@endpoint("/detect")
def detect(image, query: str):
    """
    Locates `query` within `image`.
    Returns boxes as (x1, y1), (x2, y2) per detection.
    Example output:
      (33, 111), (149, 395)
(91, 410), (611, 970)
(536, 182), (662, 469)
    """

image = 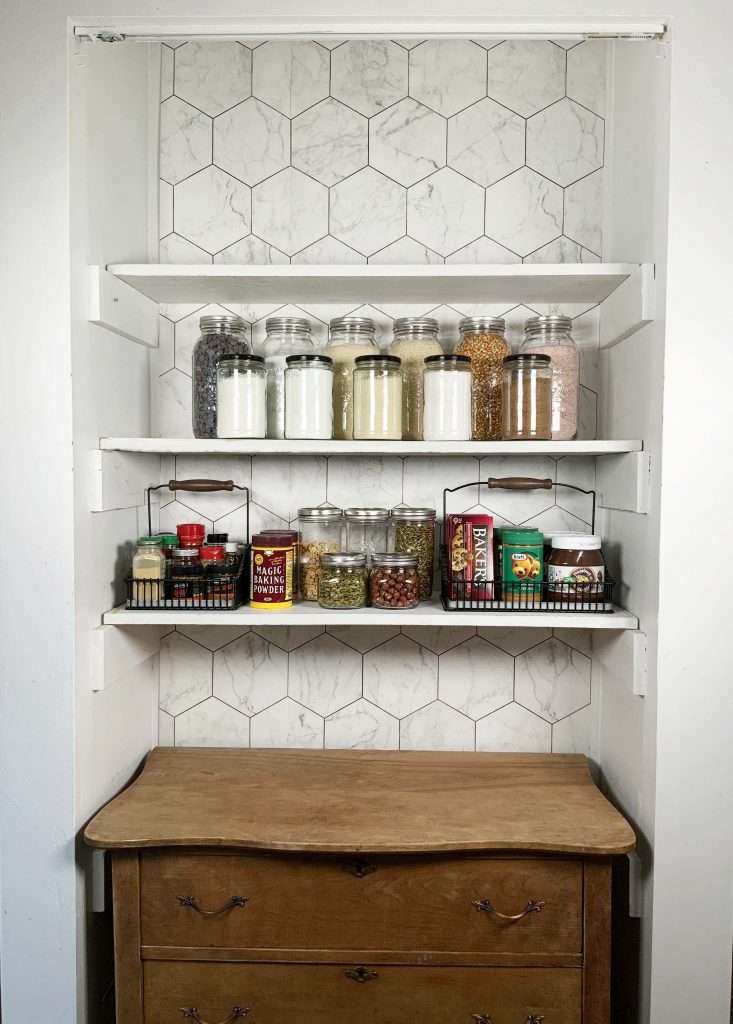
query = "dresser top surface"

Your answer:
(84, 748), (634, 855)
